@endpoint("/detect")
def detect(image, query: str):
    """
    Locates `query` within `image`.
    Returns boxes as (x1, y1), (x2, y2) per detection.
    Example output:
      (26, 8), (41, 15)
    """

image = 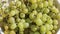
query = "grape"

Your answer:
(39, 2), (43, 8)
(16, 1), (21, 7)
(0, 16), (3, 21)
(34, 18), (43, 26)
(43, 1), (48, 8)
(10, 23), (17, 30)
(43, 8), (50, 14)
(37, 12), (42, 18)
(16, 18), (21, 23)
(4, 25), (9, 31)
(40, 25), (46, 32)
(50, 25), (53, 30)
(29, 0), (37, 4)
(32, 10), (37, 15)
(53, 25), (58, 30)
(4, 31), (9, 34)
(34, 32), (40, 34)
(29, 13), (35, 19)
(56, 13), (60, 20)
(31, 25), (38, 32)
(46, 31), (52, 34)
(10, 30), (16, 34)
(24, 23), (29, 28)
(53, 19), (58, 25)
(8, 17), (15, 24)
(20, 13), (25, 18)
